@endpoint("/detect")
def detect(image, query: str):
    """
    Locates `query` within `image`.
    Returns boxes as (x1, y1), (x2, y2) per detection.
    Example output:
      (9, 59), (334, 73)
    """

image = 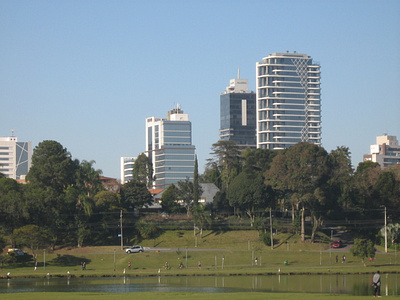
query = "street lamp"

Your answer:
(381, 205), (388, 253)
